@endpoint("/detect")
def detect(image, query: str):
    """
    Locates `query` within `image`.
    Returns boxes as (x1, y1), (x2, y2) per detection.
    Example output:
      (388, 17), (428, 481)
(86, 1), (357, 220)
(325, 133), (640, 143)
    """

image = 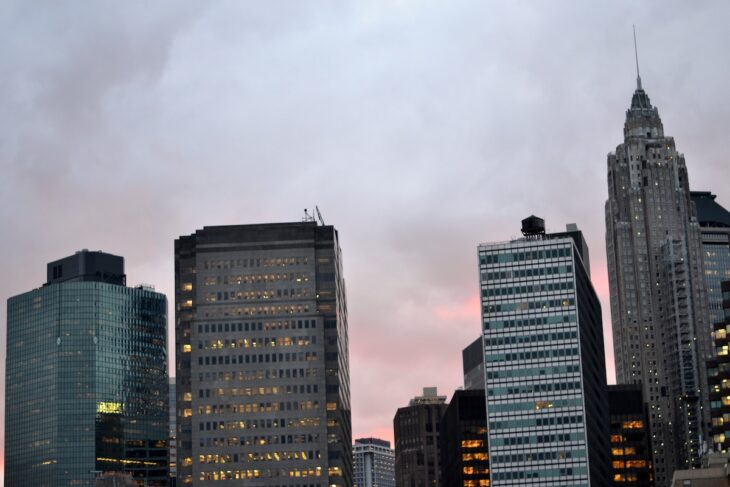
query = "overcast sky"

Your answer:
(2, 0), (730, 478)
